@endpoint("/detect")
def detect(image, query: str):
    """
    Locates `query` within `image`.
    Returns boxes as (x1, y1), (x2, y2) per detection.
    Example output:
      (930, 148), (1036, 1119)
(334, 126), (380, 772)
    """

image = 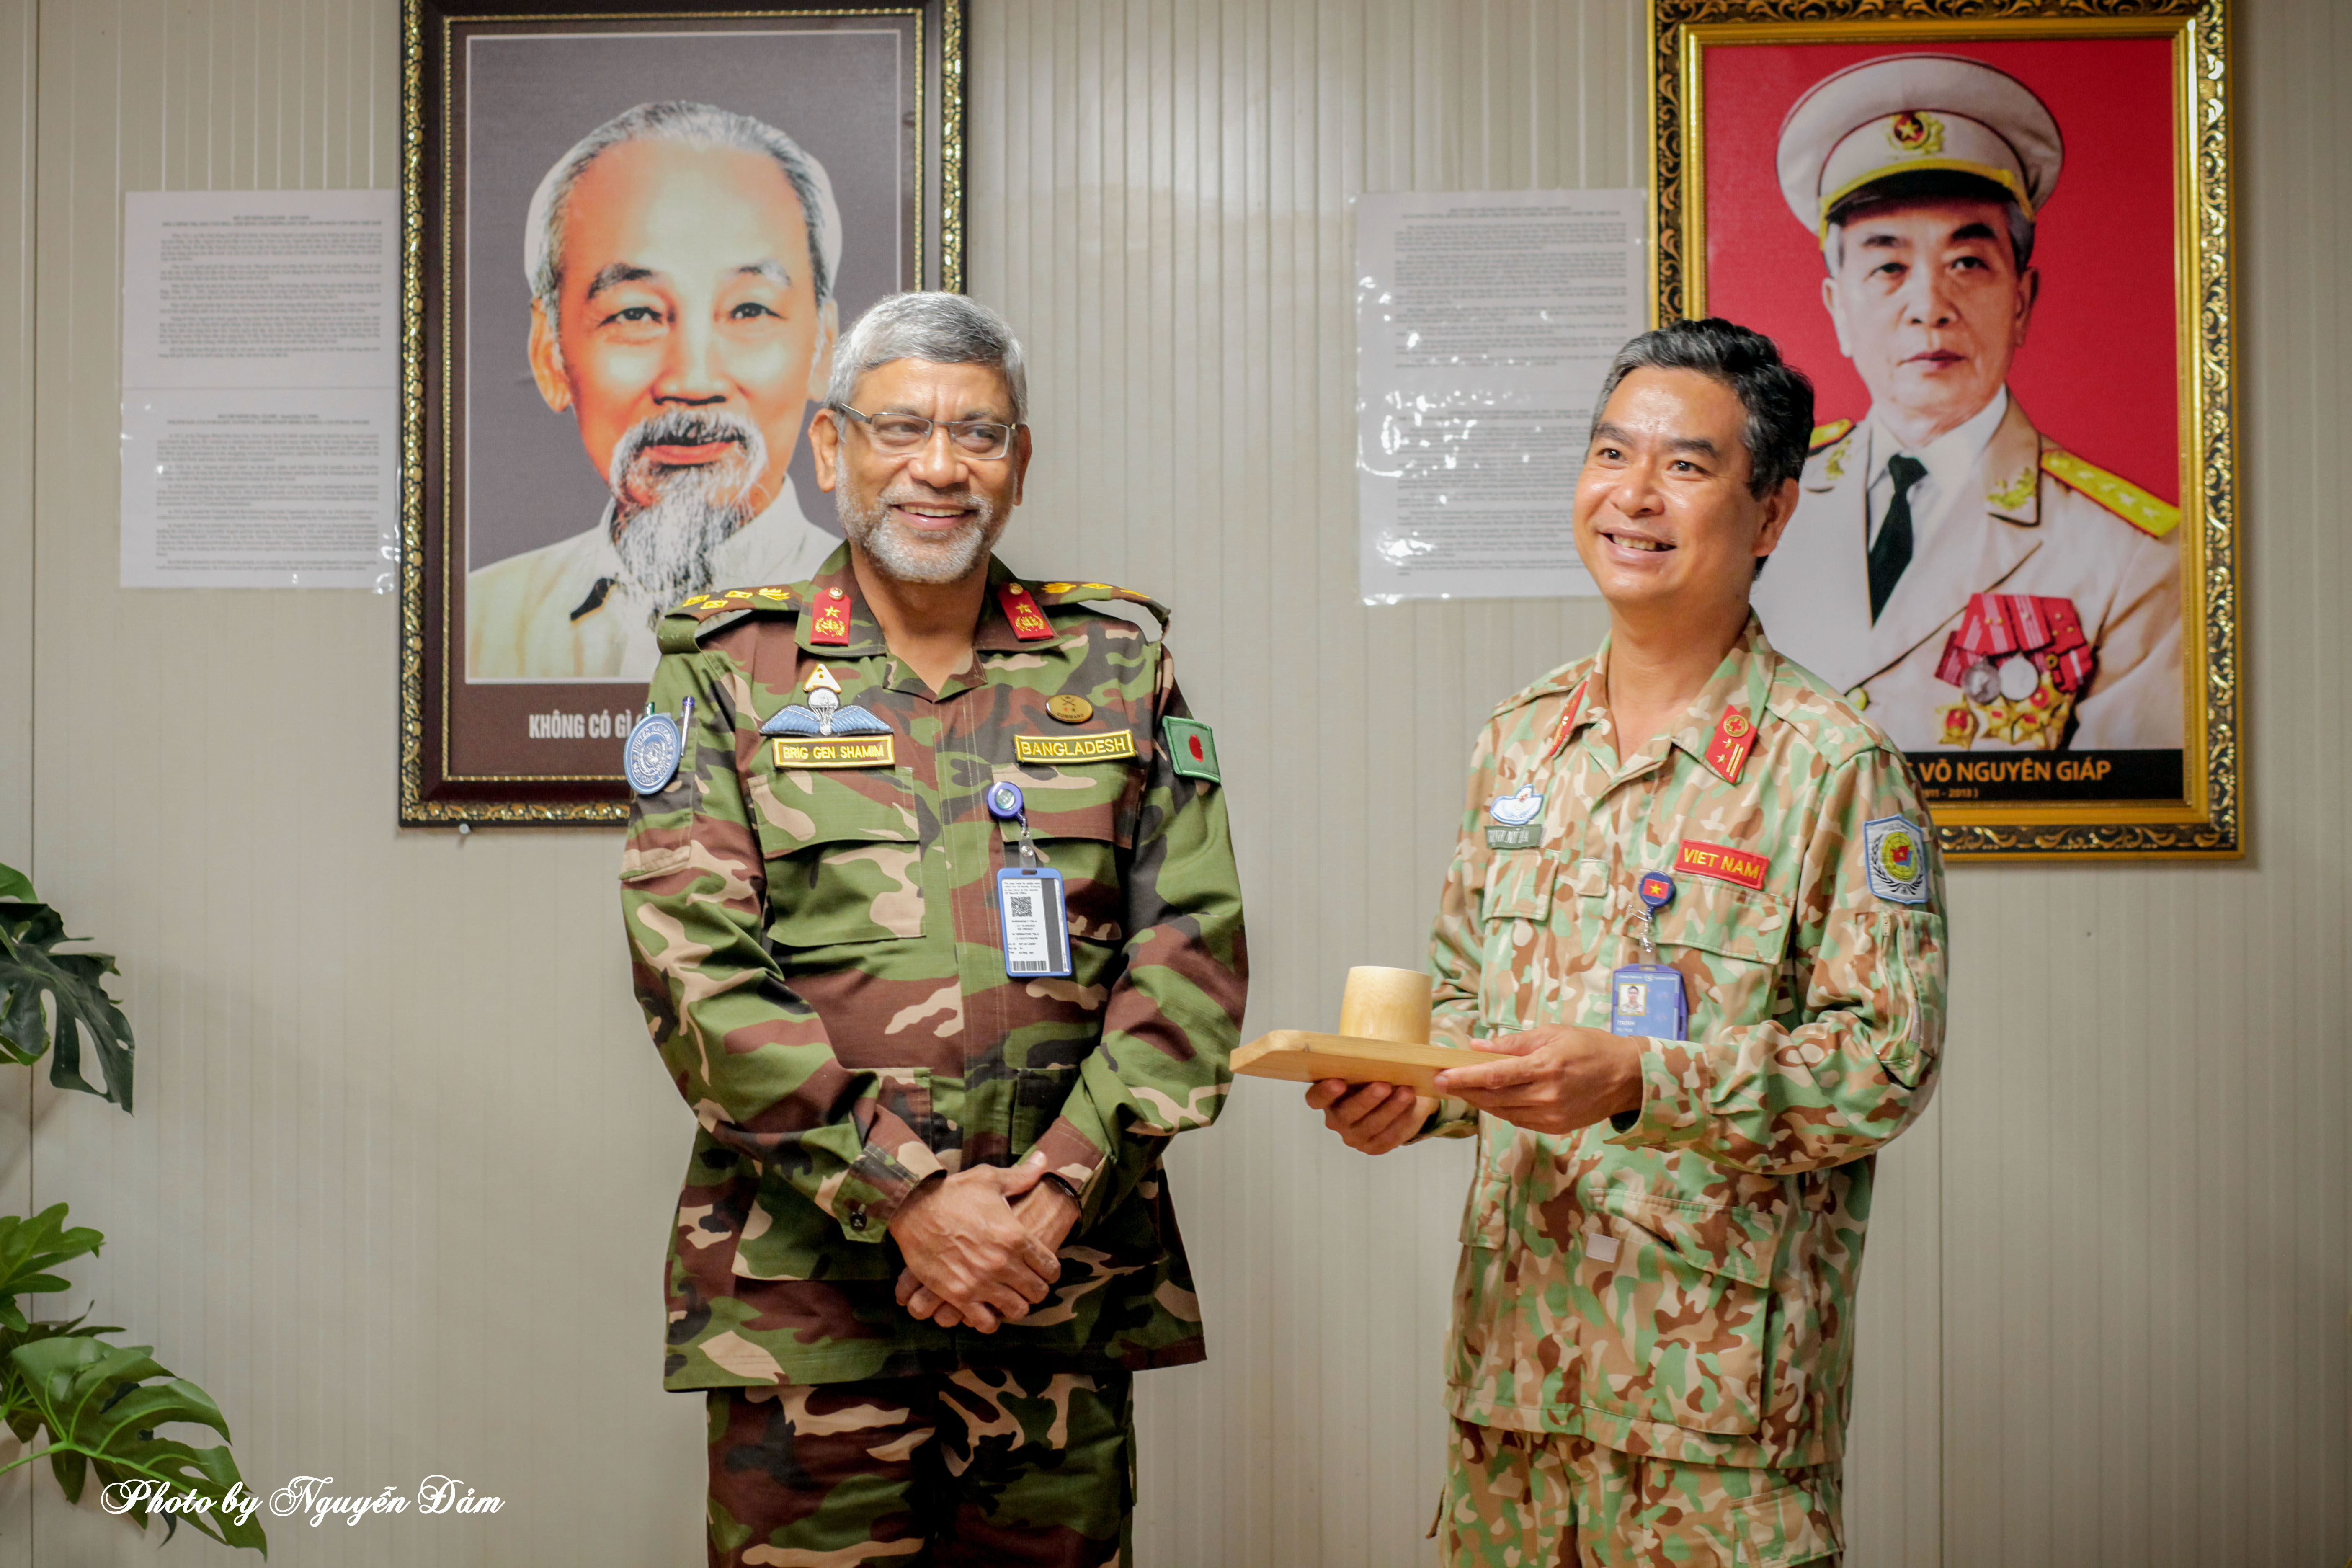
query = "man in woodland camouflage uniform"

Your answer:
(622, 291), (1246, 1566)
(1311, 320), (1946, 1565)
